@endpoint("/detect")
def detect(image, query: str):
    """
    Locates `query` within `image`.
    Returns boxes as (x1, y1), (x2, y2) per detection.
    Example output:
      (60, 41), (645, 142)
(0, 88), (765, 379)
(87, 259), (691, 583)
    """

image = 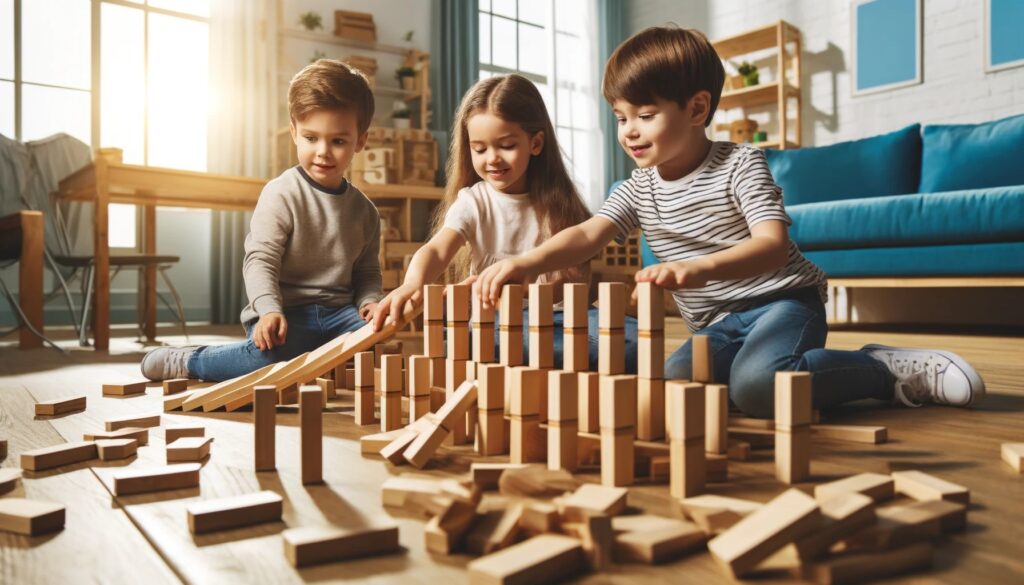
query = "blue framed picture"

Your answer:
(986, 0), (1024, 73)
(852, 0), (922, 96)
